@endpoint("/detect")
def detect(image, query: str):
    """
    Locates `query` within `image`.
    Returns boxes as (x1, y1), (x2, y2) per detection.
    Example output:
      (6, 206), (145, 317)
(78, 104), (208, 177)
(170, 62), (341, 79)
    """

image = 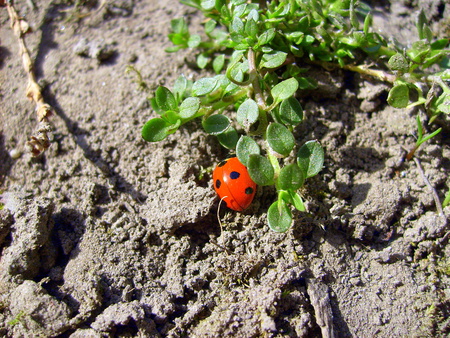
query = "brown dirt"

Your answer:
(1, 0), (449, 337)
